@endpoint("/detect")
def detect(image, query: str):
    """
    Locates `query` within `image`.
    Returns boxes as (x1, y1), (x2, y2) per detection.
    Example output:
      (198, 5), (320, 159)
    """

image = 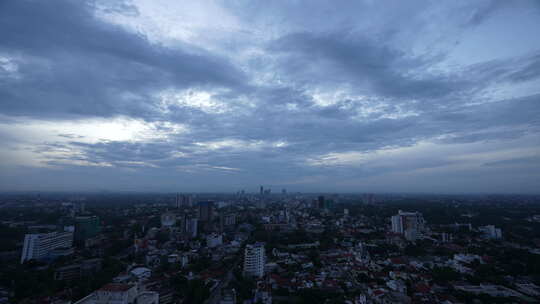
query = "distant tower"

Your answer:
(185, 217), (198, 238)
(317, 196), (325, 209)
(198, 201), (215, 222)
(183, 195), (193, 207)
(260, 186), (264, 195)
(363, 193), (375, 204)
